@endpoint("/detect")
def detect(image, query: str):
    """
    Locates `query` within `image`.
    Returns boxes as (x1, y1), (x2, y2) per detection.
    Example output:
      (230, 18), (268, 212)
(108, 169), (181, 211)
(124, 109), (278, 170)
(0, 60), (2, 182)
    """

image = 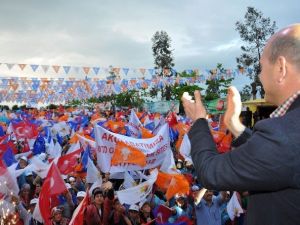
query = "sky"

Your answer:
(0, 0), (299, 89)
